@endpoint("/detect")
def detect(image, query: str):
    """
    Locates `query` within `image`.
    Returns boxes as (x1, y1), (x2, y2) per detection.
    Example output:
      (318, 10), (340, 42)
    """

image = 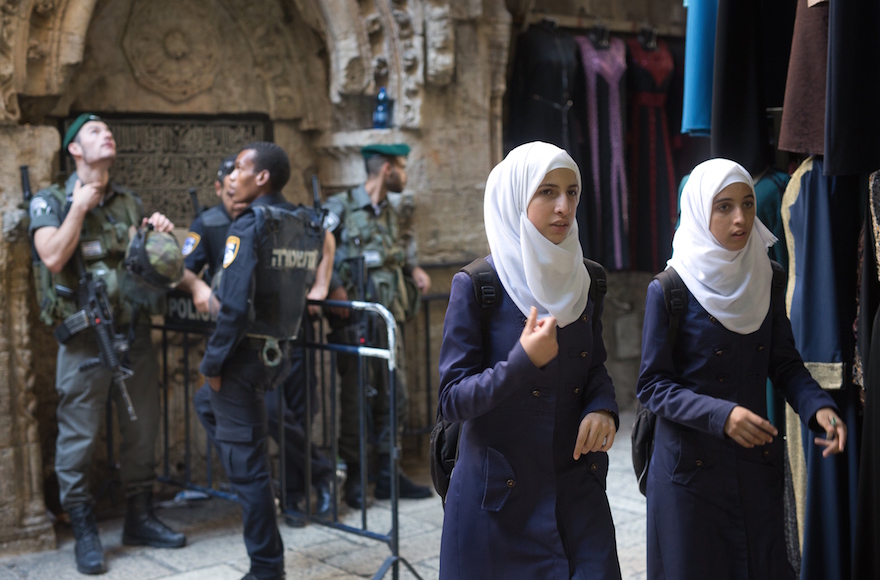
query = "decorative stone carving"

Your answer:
(364, 13), (382, 35)
(33, 0), (54, 16)
(425, 2), (454, 85)
(373, 54), (389, 78)
(26, 40), (44, 62)
(0, 125), (58, 555)
(122, 0), (219, 103)
(0, 0), (20, 123)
